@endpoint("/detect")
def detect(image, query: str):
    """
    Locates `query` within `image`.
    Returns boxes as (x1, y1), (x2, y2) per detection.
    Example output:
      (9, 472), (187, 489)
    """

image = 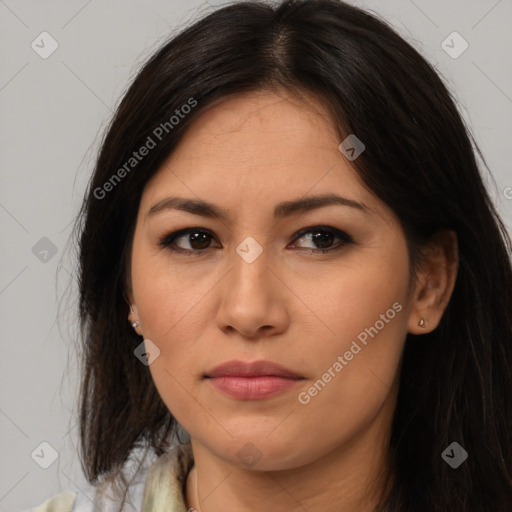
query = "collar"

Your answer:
(141, 442), (194, 511)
